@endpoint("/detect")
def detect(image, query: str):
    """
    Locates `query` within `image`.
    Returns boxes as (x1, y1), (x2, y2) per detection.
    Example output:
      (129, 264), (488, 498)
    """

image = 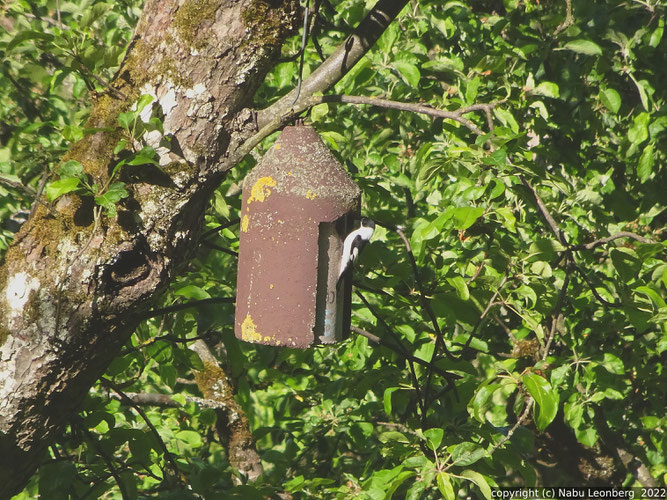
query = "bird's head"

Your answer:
(360, 217), (375, 229)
